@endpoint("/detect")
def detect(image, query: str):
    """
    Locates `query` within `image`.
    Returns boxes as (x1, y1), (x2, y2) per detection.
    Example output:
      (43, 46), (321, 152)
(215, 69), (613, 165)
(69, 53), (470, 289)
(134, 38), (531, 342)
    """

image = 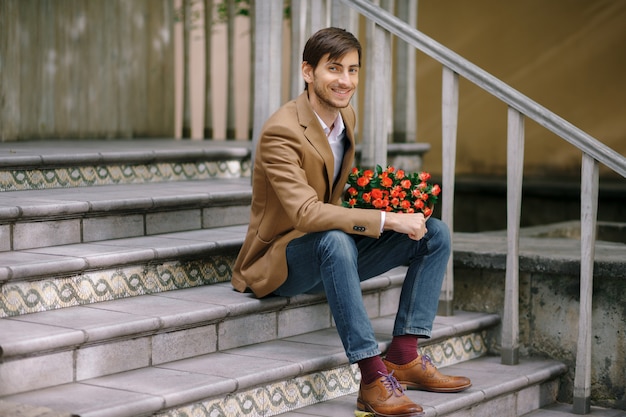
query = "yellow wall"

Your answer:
(415, 0), (626, 179)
